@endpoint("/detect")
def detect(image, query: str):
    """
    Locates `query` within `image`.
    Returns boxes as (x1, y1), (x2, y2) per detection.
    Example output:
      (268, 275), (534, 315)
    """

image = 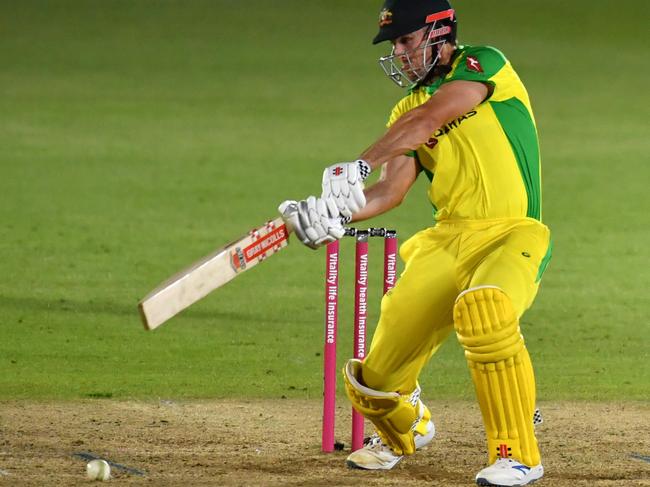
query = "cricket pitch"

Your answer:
(1, 400), (648, 486)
